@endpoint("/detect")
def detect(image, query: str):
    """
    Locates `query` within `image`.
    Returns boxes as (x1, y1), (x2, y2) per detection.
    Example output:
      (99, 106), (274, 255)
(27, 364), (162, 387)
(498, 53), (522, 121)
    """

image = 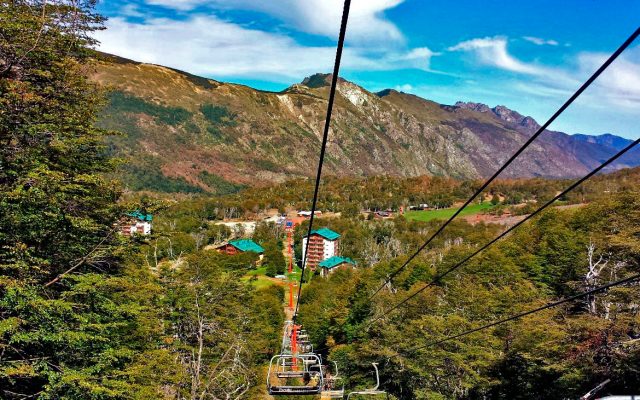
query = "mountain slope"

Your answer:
(91, 54), (639, 193)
